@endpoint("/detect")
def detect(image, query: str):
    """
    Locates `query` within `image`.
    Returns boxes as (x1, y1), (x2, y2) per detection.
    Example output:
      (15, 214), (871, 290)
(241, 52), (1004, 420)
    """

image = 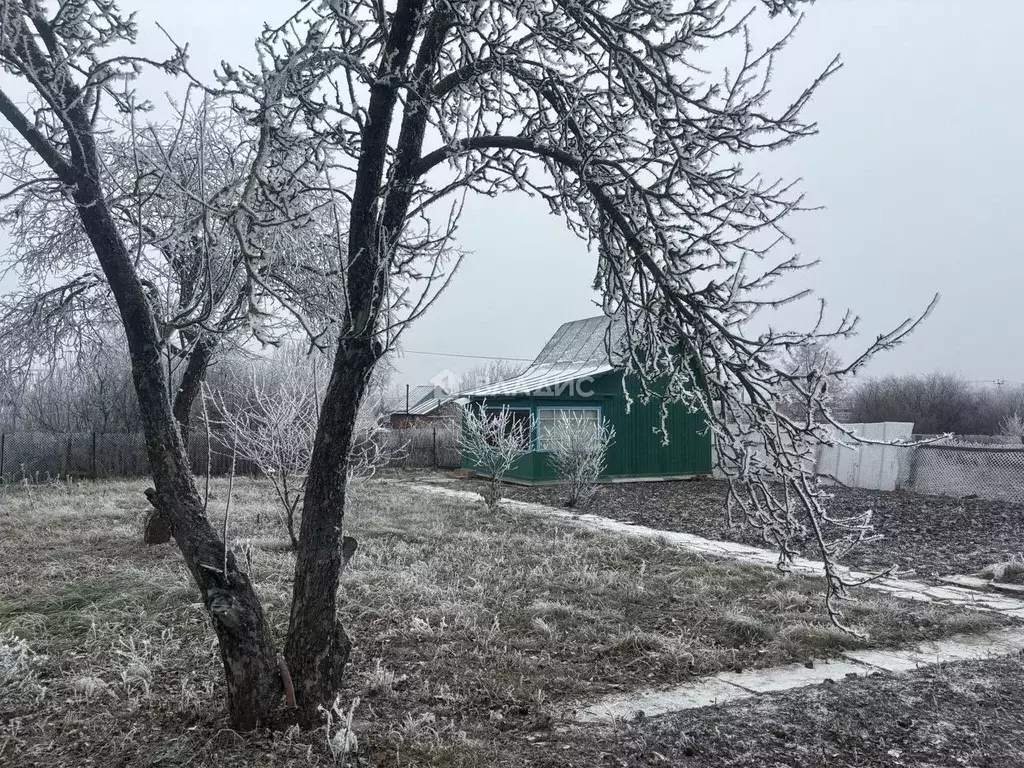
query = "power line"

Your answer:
(401, 349), (534, 363)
